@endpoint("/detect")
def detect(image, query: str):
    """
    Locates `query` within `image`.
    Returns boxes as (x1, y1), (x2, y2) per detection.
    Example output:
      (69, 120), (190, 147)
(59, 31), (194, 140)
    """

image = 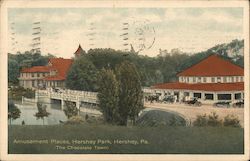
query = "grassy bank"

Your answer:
(8, 125), (243, 154)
